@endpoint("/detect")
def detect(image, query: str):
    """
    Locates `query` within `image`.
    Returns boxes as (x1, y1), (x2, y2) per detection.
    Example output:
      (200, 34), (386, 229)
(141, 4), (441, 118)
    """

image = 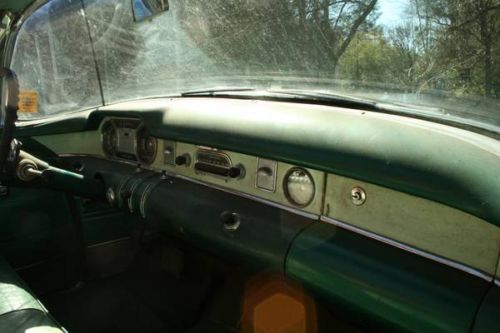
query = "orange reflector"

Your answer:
(19, 90), (39, 113)
(241, 274), (317, 333)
